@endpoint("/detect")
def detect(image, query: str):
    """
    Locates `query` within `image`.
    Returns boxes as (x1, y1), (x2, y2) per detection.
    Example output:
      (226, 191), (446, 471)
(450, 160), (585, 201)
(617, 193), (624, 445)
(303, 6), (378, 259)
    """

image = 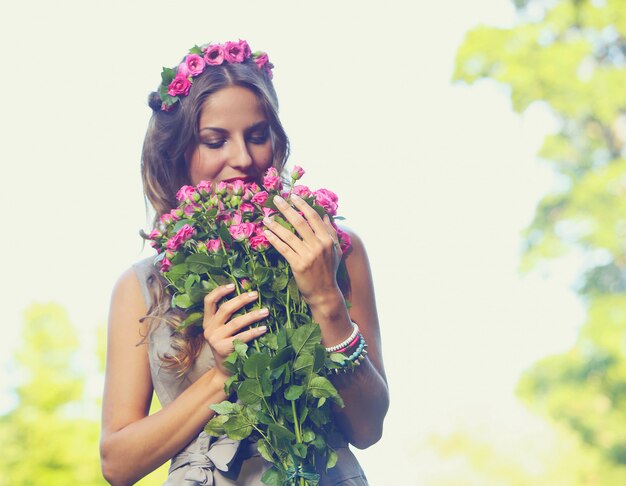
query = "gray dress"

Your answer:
(133, 258), (369, 485)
